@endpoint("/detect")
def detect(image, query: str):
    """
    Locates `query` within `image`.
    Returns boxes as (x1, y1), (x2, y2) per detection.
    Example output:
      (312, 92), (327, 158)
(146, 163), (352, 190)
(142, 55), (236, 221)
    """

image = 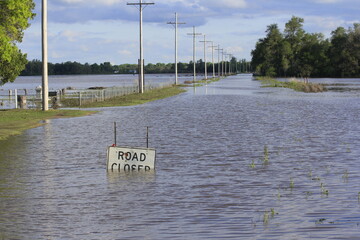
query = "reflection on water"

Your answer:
(1, 74), (360, 239)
